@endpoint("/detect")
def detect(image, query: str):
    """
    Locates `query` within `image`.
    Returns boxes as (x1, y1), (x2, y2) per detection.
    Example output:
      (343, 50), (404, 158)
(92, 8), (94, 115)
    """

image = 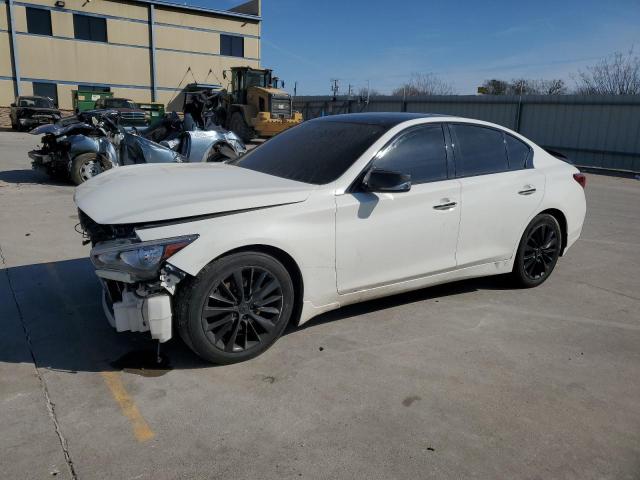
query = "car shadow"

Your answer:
(1, 257), (516, 374)
(289, 274), (514, 334)
(0, 169), (71, 186)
